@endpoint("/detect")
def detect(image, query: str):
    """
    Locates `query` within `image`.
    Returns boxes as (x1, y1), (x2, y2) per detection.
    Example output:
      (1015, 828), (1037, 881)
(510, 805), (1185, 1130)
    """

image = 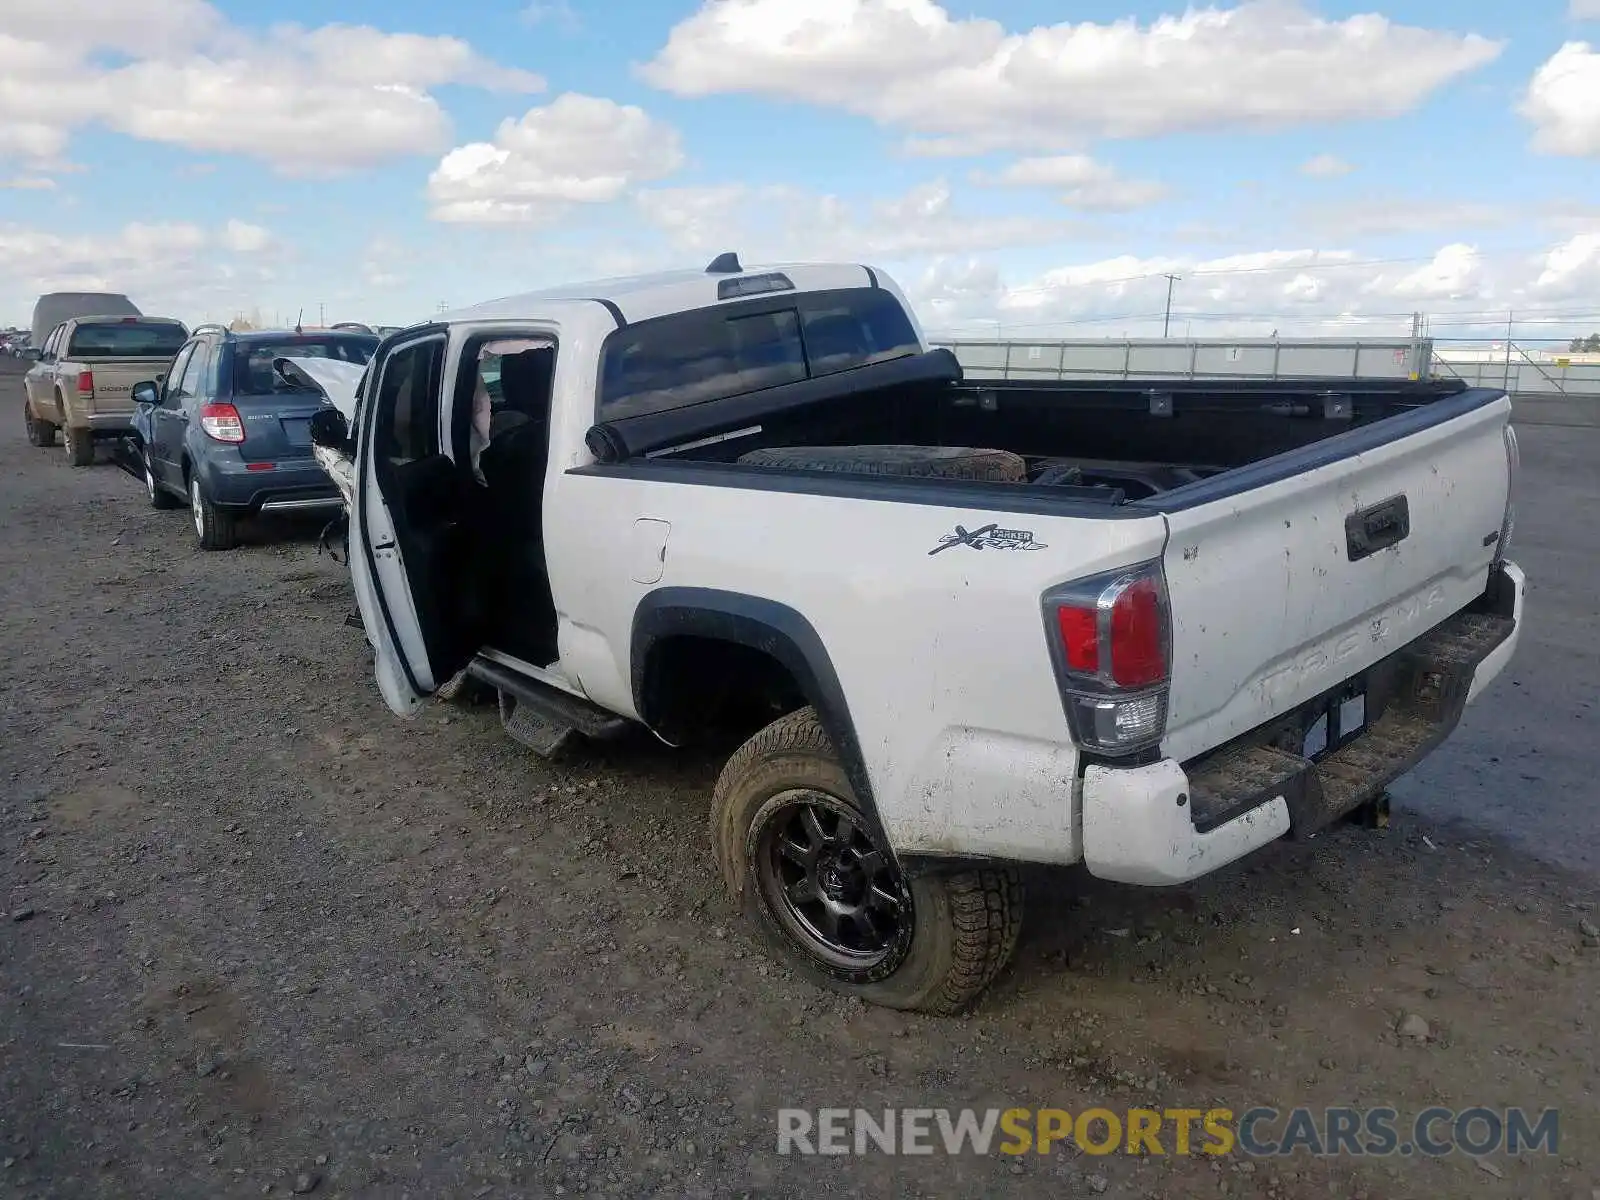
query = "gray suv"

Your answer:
(131, 327), (377, 550)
